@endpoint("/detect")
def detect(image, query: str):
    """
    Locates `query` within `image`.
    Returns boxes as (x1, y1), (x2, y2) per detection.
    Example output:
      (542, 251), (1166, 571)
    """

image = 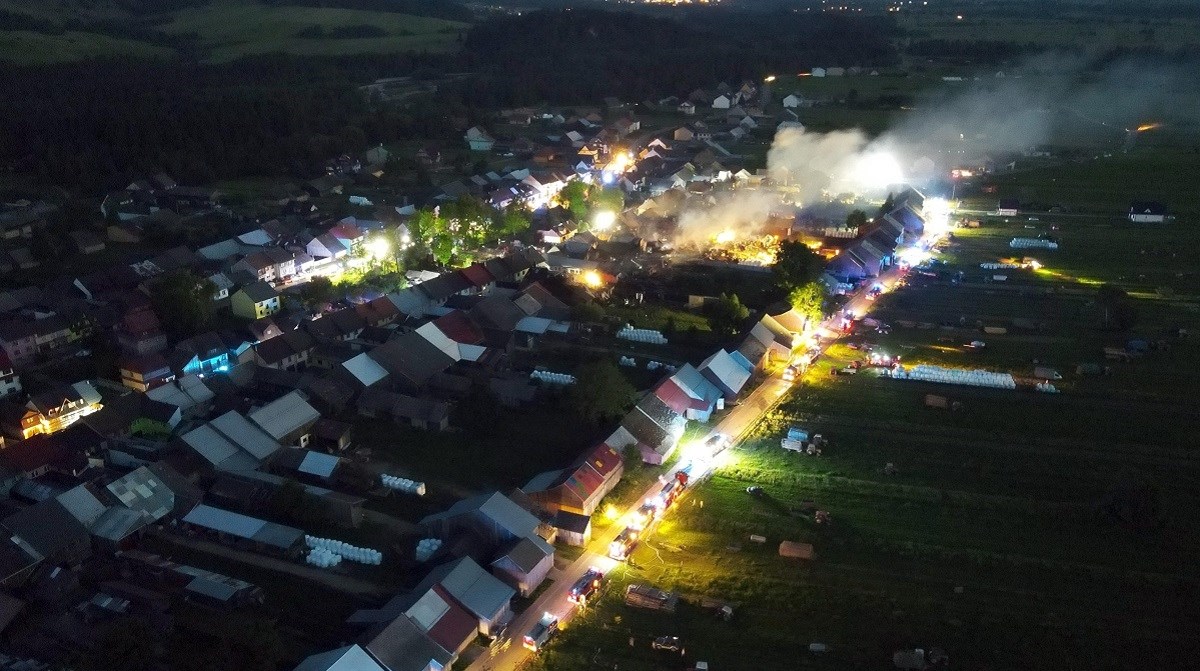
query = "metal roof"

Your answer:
(436, 557), (515, 622)
(210, 411), (281, 461)
(298, 451), (340, 478)
(406, 588), (451, 631)
(247, 391), (321, 441)
(89, 507), (148, 541)
(180, 423), (243, 468)
(700, 349), (752, 395)
(183, 504), (266, 540)
(106, 466), (175, 521)
(342, 352), (388, 387)
(146, 375), (213, 409)
(55, 486), (108, 528)
(294, 645), (387, 671)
